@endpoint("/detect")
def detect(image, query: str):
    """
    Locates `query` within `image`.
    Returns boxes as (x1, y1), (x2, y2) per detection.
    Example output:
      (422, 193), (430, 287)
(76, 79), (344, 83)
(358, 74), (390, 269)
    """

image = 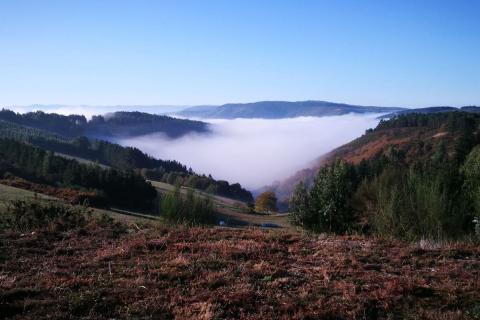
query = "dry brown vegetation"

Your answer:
(0, 178), (102, 206)
(332, 126), (453, 165)
(1, 220), (479, 319)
